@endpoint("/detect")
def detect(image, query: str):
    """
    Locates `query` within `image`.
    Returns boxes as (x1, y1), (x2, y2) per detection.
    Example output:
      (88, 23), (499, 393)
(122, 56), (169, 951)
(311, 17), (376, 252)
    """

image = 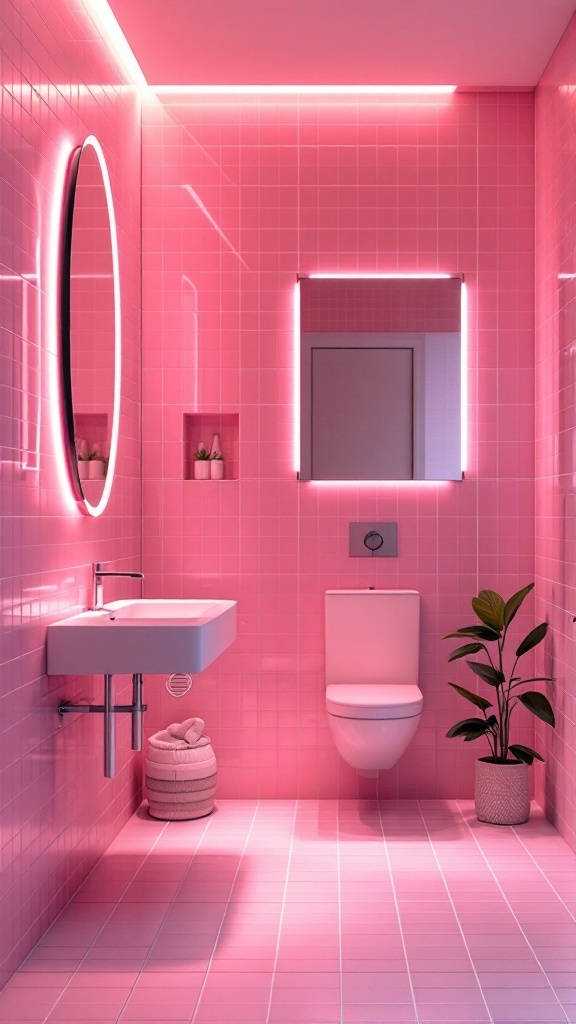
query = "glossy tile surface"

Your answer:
(534, 10), (576, 853)
(2, 800), (576, 1023)
(0, 0), (142, 988)
(141, 90), (536, 801)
